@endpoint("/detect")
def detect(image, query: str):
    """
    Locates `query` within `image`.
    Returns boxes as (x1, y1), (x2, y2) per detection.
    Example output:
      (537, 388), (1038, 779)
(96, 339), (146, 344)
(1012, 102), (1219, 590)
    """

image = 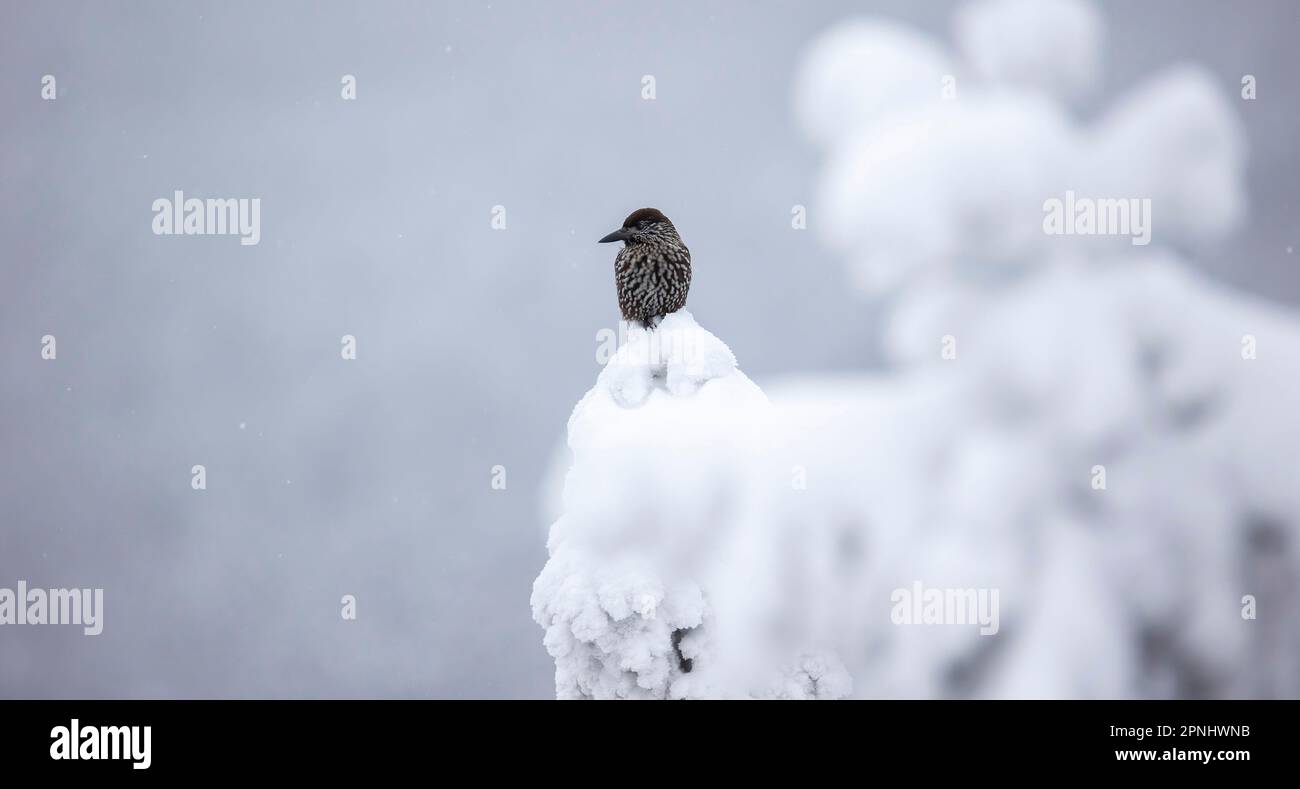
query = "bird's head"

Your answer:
(598, 208), (681, 246)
